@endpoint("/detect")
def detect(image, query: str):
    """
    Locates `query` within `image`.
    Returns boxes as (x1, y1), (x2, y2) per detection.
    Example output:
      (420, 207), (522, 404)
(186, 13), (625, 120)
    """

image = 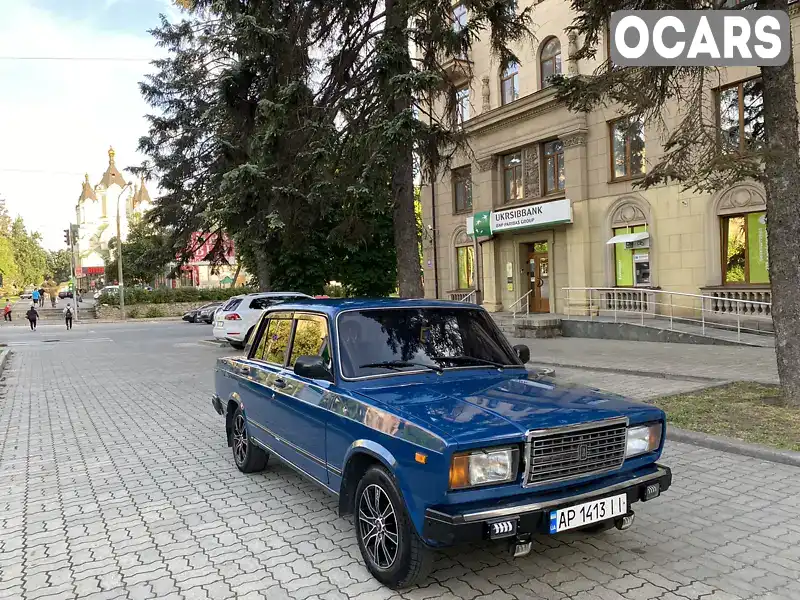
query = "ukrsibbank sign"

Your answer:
(467, 199), (572, 237)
